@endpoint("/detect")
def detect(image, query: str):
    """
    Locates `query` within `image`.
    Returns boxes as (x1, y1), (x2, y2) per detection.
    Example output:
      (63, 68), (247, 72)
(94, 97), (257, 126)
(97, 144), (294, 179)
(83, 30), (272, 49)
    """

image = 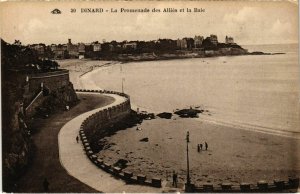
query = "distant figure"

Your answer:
(172, 171), (178, 188)
(66, 105), (70, 111)
(200, 144), (203, 150)
(197, 144), (200, 152)
(43, 178), (49, 192)
(205, 142), (208, 150)
(76, 136), (79, 143)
